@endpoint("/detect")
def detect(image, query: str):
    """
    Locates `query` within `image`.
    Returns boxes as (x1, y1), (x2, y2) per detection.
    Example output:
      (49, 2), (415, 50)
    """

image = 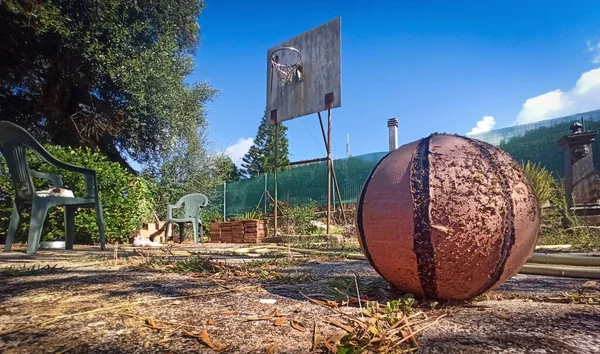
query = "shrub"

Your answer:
(519, 162), (600, 249)
(280, 200), (318, 235)
(520, 161), (555, 206)
(0, 145), (154, 244)
(201, 207), (224, 237)
(229, 211), (264, 221)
